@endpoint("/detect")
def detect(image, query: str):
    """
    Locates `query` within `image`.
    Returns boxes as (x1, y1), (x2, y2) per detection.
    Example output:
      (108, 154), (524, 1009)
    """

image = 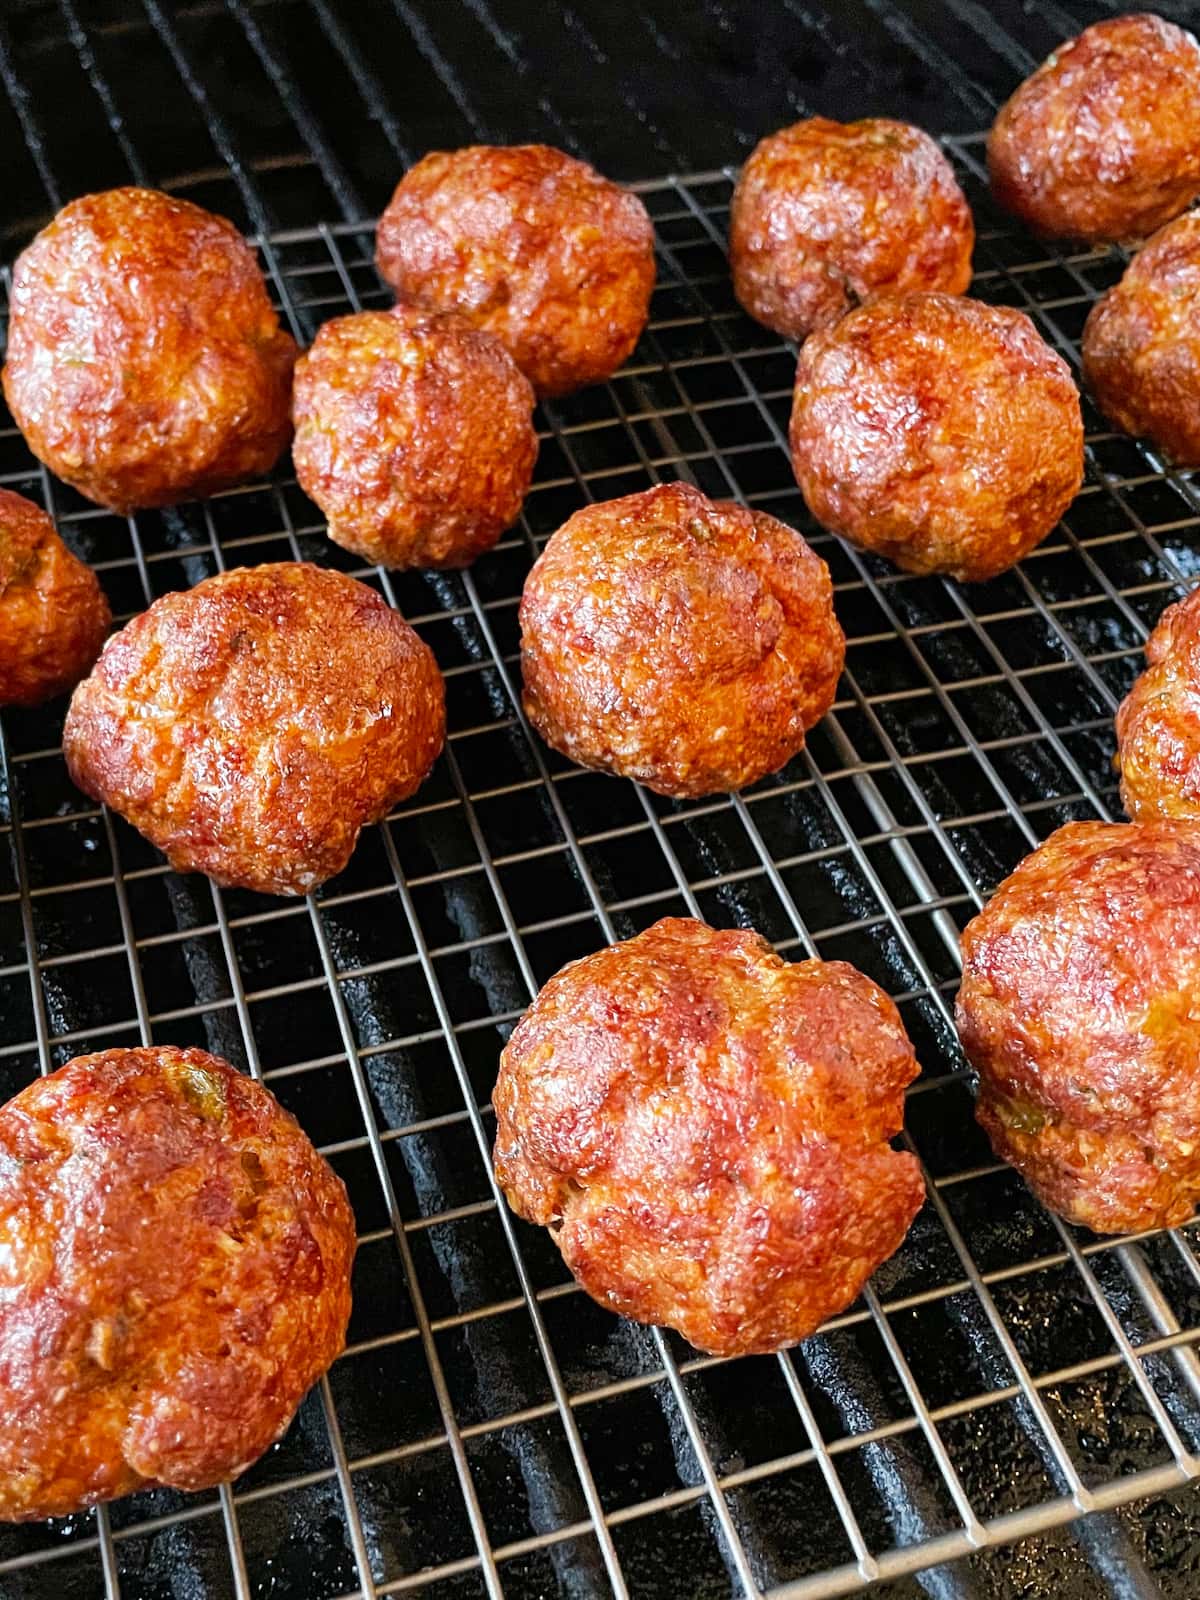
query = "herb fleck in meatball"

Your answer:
(519, 483), (844, 798)
(375, 144), (655, 398)
(64, 563), (444, 896)
(1116, 584), (1200, 821)
(293, 306), (537, 569)
(730, 117), (974, 343)
(987, 14), (1200, 243)
(3, 188), (297, 512)
(494, 917), (924, 1357)
(0, 487), (109, 707)
(0, 1046), (354, 1522)
(789, 293), (1083, 582)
